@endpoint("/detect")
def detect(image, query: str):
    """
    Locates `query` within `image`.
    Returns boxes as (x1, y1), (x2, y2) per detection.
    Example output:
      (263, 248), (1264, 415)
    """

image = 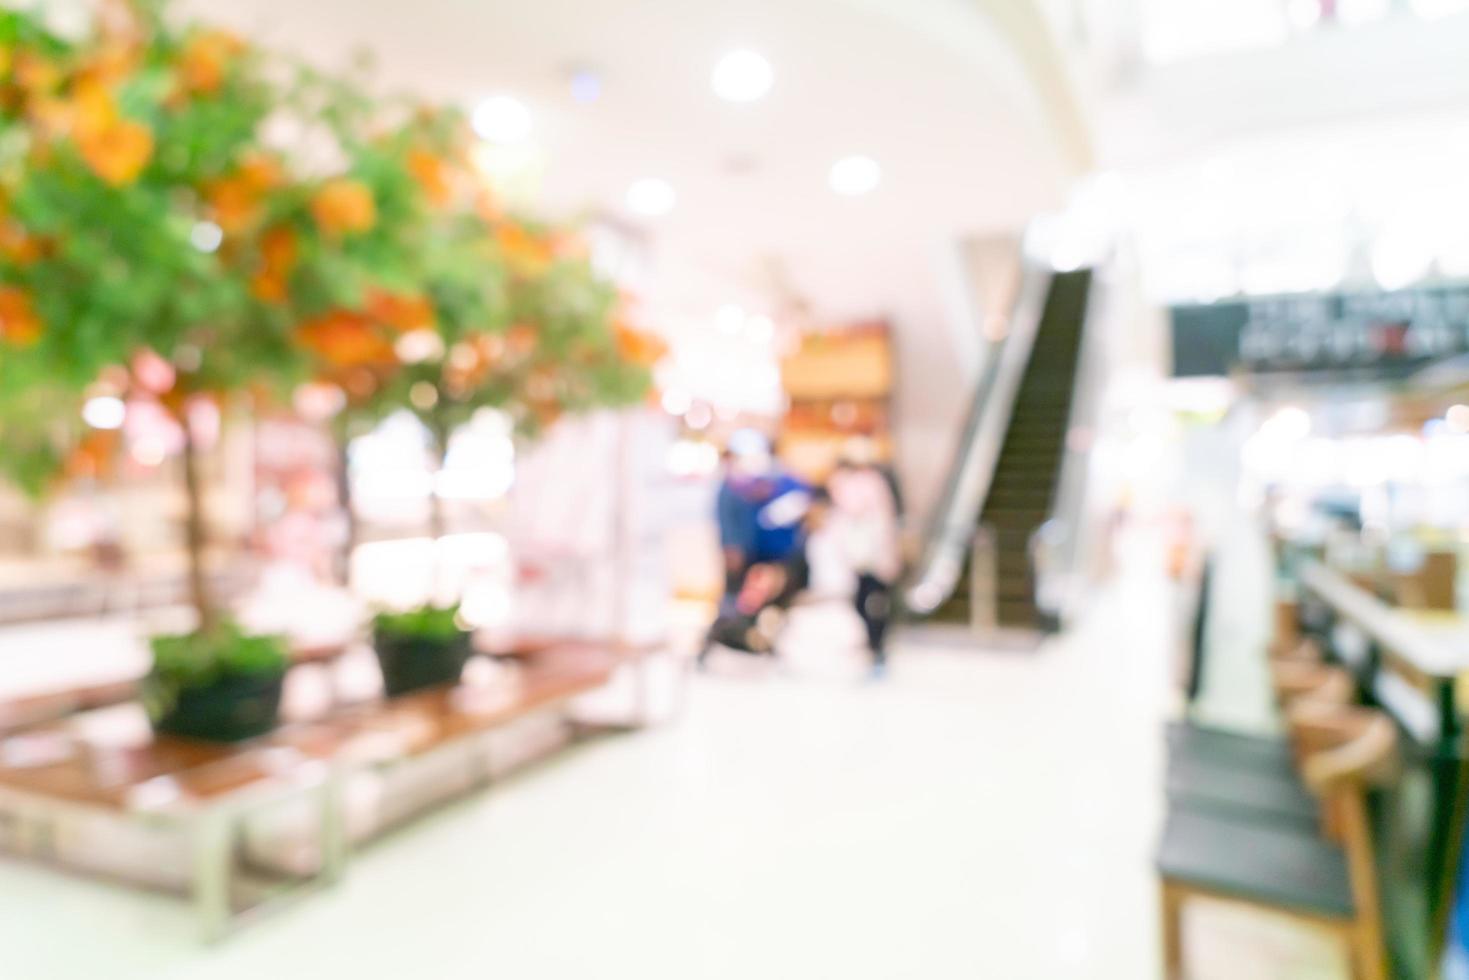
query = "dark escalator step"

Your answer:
(982, 509), (1049, 524)
(985, 496), (1055, 512)
(996, 604), (1040, 628)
